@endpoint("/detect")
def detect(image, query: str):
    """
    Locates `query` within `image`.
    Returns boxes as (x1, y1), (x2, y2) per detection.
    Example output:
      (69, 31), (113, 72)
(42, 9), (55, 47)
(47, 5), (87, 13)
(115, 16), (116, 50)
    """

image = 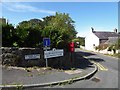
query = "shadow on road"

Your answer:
(47, 50), (105, 70)
(77, 50), (105, 62)
(76, 51), (96, 57)
(74, 50), (105, 69)
(88, 58), (105, 62)
(74, 52), (94, 69)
